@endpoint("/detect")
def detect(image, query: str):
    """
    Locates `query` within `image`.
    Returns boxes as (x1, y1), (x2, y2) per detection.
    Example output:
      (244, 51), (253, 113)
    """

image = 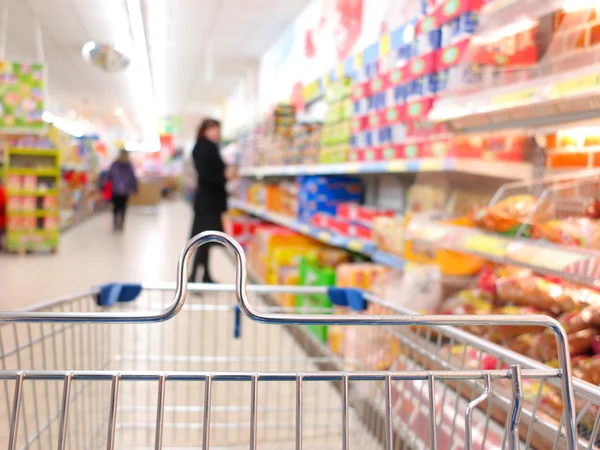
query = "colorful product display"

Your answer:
(4, 145), (60, 252)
